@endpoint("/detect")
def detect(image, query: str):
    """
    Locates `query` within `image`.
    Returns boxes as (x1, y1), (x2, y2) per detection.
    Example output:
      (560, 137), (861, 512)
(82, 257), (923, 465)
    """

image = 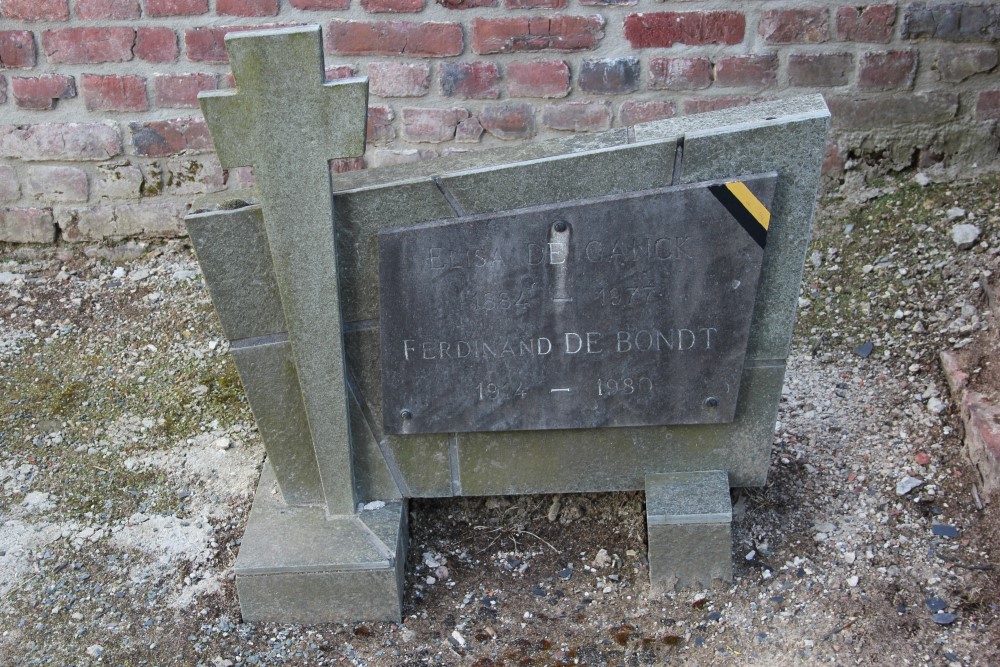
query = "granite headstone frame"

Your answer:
(185, 25), (830, 623)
